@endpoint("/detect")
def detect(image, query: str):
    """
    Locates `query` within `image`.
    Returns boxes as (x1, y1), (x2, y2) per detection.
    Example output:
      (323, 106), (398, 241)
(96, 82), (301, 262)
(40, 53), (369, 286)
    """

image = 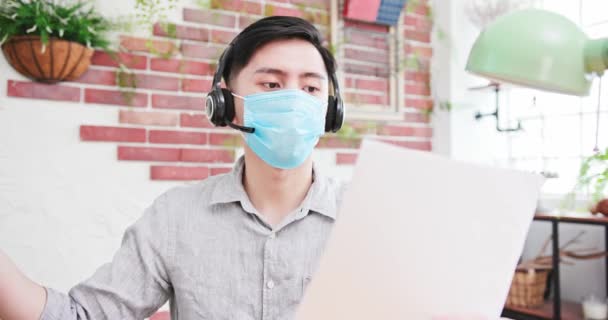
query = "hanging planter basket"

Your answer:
(2, 35), (94, 83)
